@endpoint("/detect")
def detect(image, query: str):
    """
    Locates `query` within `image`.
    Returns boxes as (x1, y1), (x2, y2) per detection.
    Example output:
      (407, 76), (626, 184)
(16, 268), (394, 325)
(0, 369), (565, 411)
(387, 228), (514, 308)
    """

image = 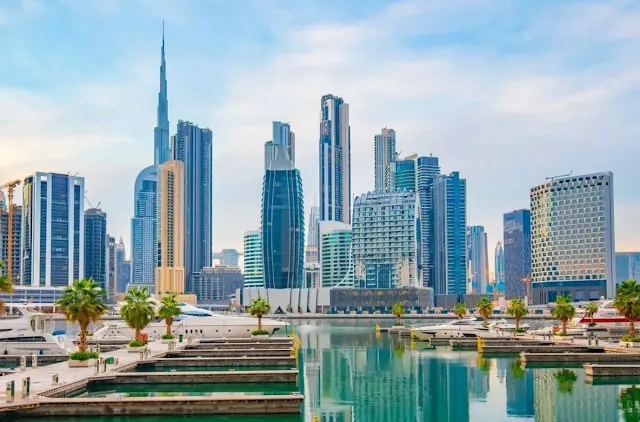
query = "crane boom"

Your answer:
(1, 180), (21, 282)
